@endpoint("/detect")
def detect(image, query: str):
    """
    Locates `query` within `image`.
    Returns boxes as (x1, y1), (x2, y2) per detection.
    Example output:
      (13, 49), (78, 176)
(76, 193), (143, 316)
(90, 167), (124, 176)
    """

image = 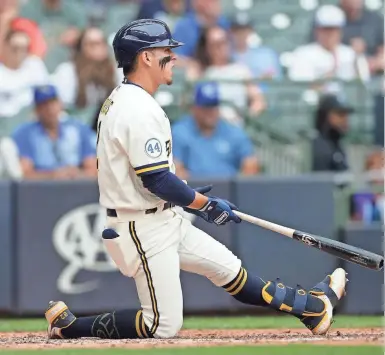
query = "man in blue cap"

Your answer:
(12, 84), (97, 179)
(172, 81), (259, 179)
